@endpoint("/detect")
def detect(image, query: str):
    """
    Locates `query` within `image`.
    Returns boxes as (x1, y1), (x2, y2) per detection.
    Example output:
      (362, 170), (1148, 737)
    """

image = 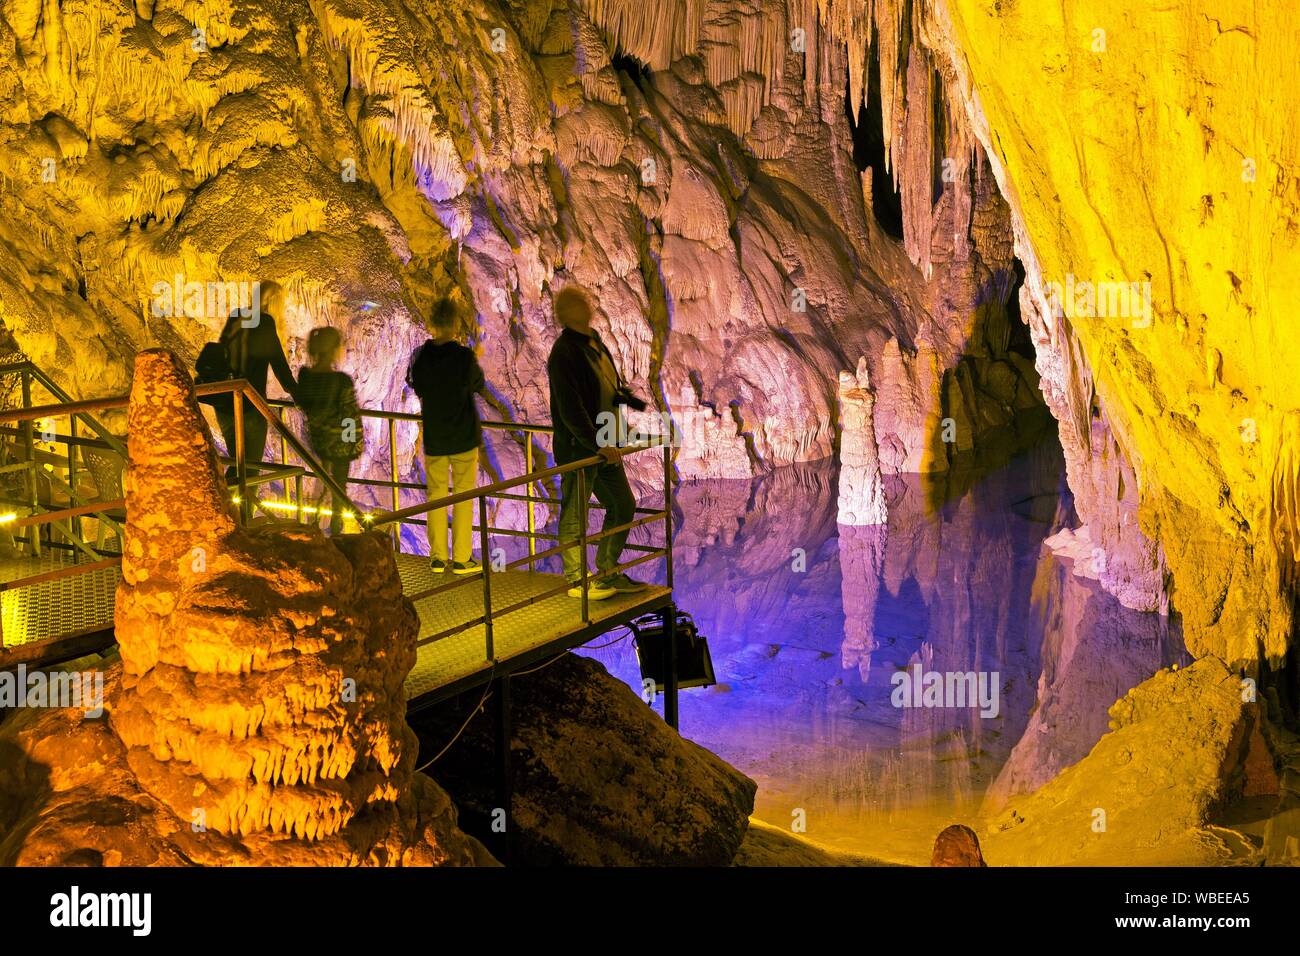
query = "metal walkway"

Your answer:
(397, 555), (670, 706)
(0, 553), (119, 663)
